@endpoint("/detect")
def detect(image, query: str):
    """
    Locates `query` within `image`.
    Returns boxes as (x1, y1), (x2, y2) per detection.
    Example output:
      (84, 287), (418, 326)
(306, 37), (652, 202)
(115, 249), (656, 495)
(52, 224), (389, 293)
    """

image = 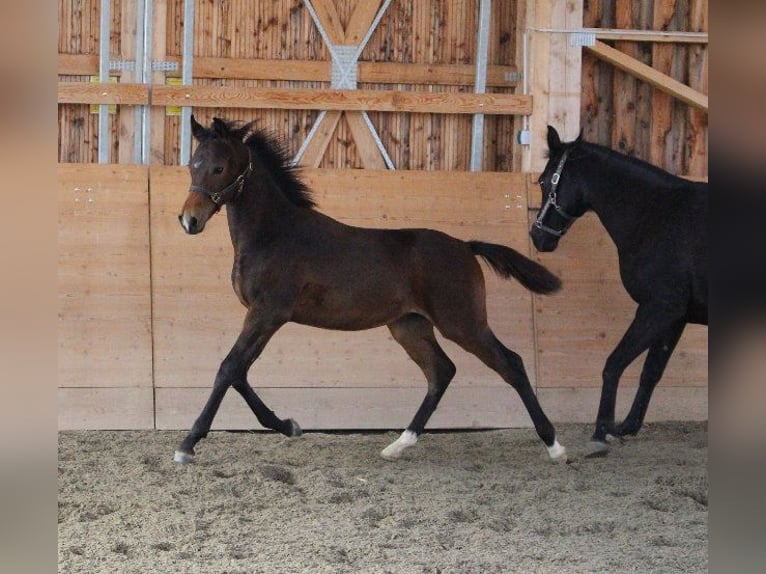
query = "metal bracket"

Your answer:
(569, 31), (596, 47)
(152, 61), (180, 72)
